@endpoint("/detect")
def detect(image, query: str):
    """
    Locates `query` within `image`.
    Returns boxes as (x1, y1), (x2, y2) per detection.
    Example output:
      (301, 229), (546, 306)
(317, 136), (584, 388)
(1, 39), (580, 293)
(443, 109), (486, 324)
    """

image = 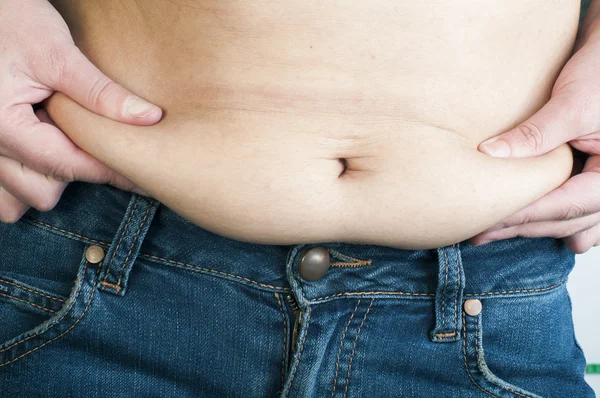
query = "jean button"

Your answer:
(299, 247), (330, 281)
(85, 245), (105, 264)
(464, 299), (482, 316)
